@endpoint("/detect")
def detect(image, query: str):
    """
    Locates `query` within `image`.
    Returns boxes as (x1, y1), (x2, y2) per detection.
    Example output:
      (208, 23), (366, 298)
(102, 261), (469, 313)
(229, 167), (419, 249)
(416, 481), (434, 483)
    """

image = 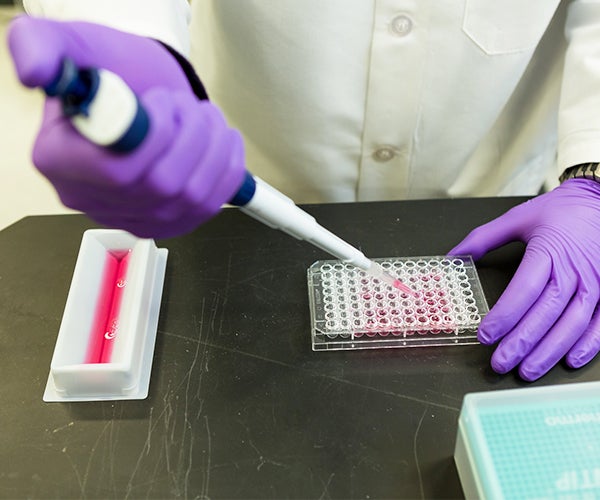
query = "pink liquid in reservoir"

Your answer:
(85, 250), (131, 364)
